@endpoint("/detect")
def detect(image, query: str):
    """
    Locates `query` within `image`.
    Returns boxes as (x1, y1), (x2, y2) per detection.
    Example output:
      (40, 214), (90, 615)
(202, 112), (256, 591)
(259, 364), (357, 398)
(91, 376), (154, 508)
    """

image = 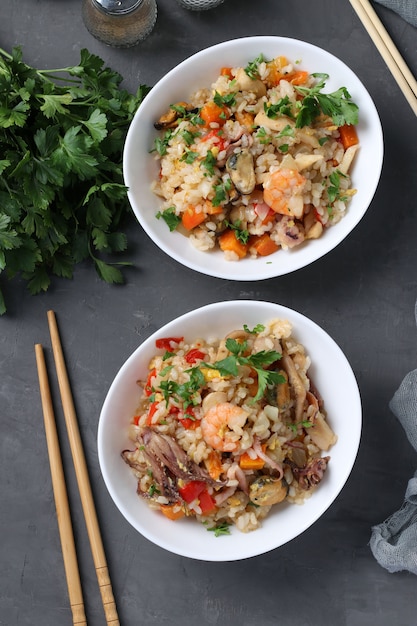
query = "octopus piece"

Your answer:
(292, 456), (330, 490)
(141, 428), (222, 487)
(274, 215), (305, 249)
